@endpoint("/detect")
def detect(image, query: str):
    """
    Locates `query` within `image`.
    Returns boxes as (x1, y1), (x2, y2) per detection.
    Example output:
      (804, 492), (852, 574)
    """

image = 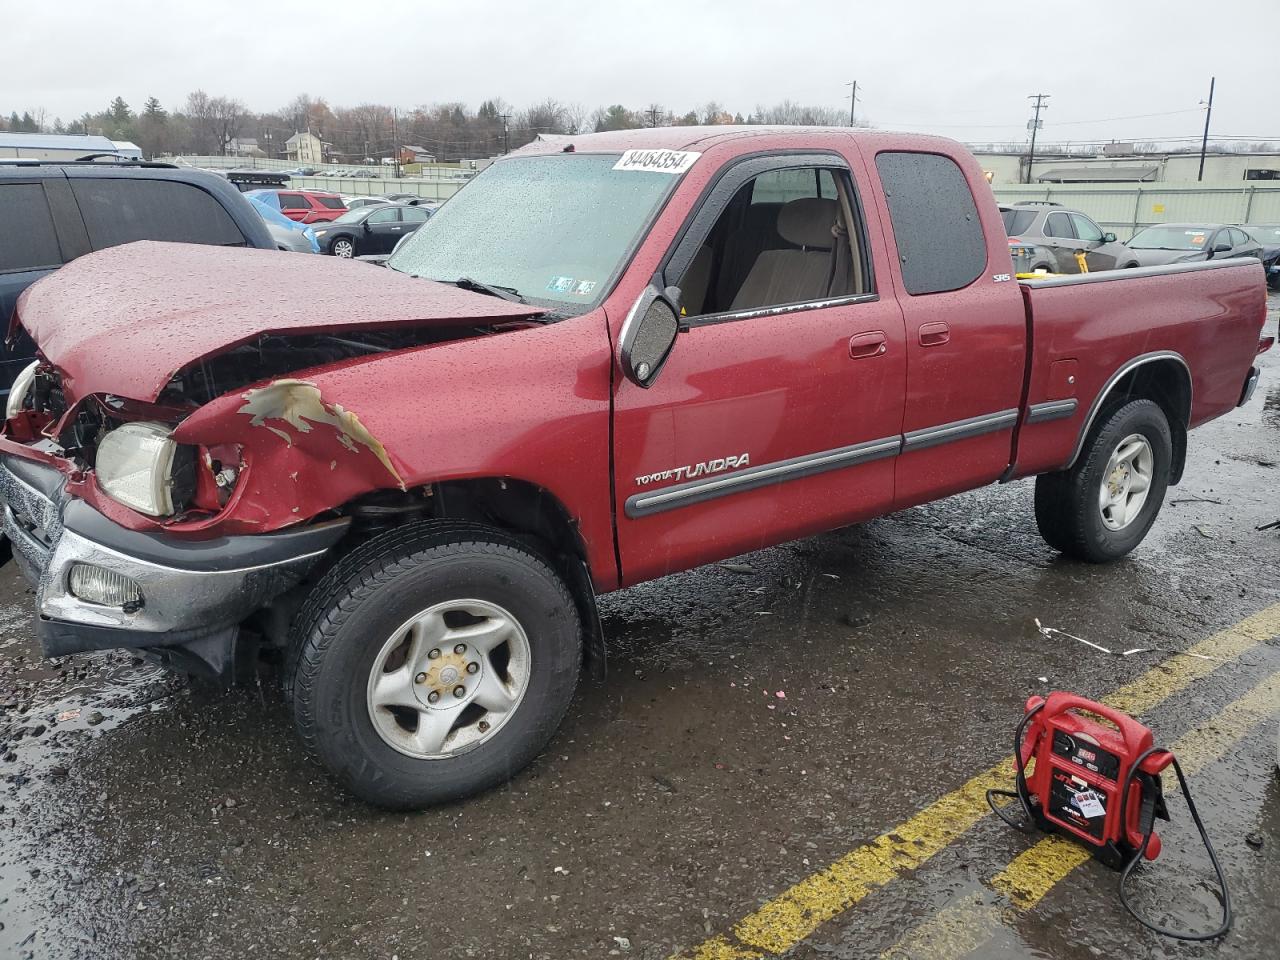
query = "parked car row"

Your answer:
(1000, 200), (1276, 284)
